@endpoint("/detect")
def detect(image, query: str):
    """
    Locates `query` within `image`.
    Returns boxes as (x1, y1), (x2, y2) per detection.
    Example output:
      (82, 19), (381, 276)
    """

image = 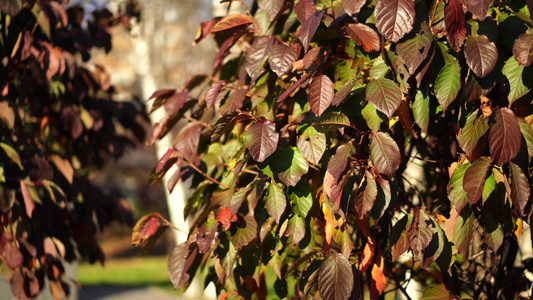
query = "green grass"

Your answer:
(77, 256), (180, 293)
